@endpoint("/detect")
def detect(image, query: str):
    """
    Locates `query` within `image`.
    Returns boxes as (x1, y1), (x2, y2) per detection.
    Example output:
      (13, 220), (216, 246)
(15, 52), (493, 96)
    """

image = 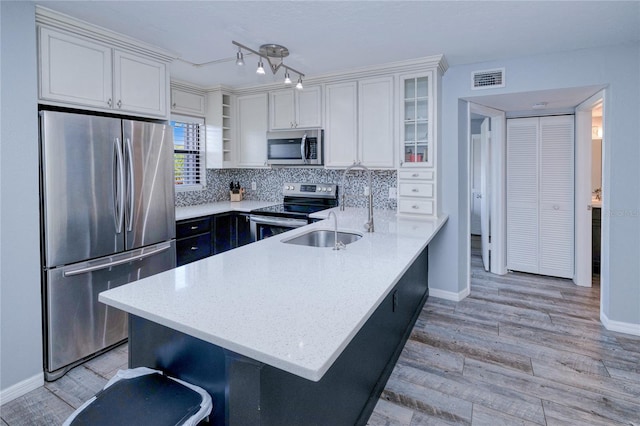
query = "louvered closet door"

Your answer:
(539, 116), (574, 278)
(506, 116), (574, 279)
(507, 118), (540, 274)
